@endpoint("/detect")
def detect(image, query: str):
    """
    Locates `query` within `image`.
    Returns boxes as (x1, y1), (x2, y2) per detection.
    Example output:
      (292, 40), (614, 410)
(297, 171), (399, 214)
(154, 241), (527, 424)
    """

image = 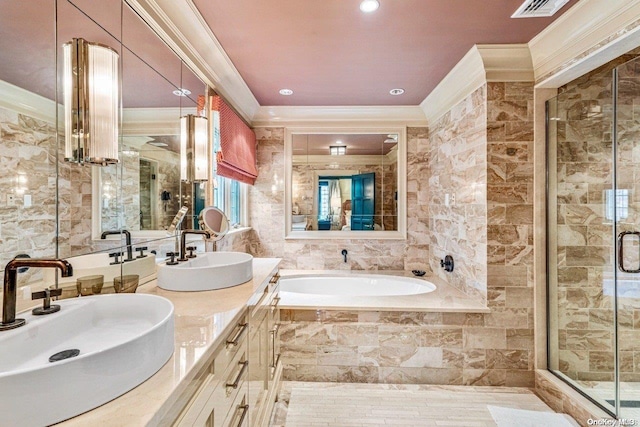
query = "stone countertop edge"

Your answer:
(277, 269), (491, 313)
(56, 257), (281, 427)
